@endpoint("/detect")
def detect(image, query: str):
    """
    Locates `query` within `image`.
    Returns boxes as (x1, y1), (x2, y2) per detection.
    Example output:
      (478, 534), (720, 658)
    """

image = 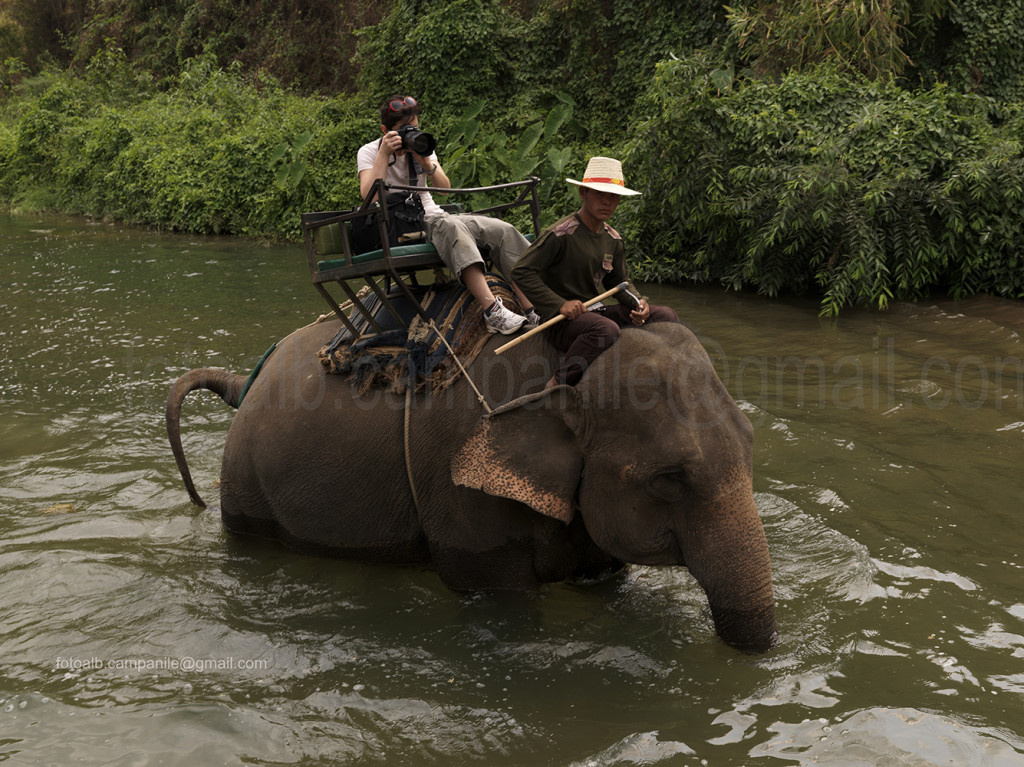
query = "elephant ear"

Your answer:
(451, 386), (589, 524)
